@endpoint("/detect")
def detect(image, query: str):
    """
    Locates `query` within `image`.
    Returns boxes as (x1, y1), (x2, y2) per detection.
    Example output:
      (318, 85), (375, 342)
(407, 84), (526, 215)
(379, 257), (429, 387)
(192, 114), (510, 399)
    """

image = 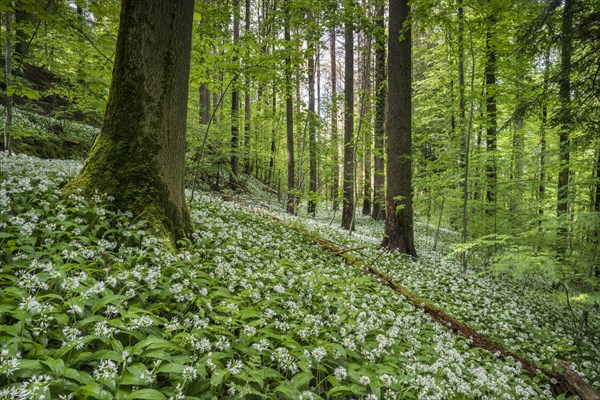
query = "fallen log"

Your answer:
(563, 363), (600, 400)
